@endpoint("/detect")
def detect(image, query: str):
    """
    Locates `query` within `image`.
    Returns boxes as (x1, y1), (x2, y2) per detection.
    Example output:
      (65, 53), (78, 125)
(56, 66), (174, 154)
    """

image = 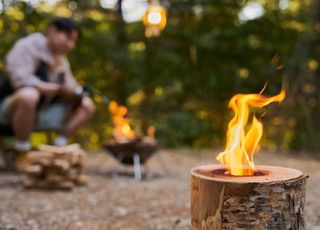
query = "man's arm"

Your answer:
(62, 58), (78, 92)
(5, 39), (61, 96)
(5, 40), (42, 89)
